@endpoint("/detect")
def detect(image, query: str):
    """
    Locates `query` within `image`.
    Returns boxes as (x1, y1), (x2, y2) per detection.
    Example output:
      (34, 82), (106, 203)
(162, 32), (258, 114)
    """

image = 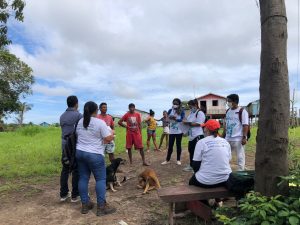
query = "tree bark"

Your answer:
(255, 0), (289, 196)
